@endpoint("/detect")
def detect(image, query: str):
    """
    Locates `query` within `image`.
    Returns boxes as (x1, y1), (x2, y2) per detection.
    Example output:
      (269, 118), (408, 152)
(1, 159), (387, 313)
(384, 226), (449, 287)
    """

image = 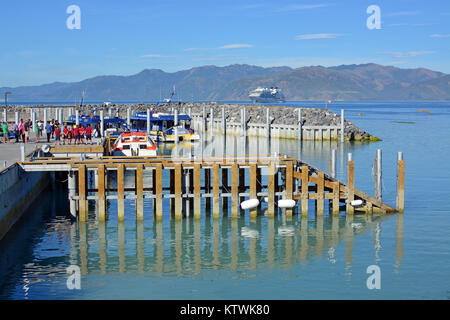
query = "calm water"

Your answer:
(1, 101), (449, 300)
